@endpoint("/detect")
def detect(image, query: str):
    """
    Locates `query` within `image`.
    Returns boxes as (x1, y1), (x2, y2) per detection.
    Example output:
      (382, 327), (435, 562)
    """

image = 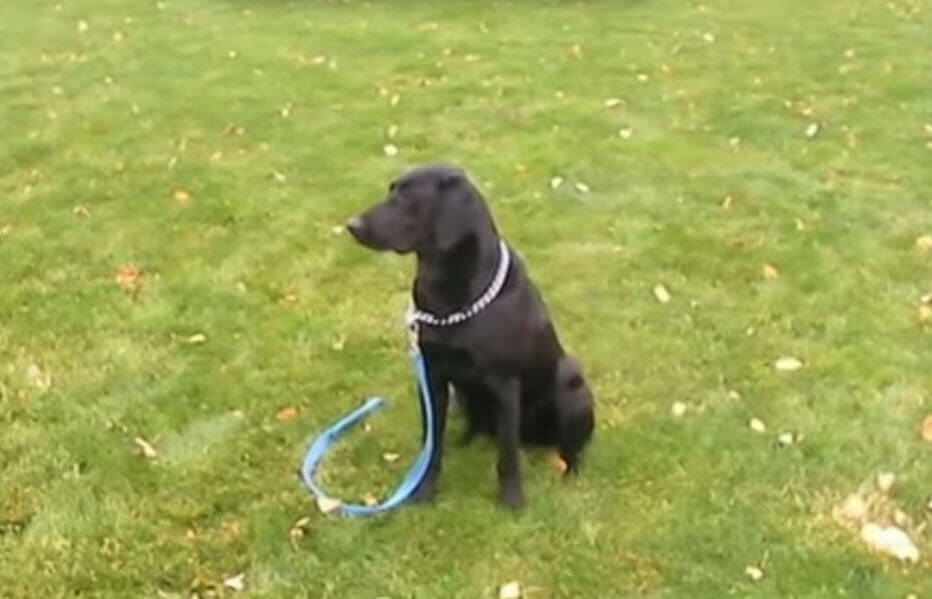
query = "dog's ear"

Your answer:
(433, 172), (475, 250)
